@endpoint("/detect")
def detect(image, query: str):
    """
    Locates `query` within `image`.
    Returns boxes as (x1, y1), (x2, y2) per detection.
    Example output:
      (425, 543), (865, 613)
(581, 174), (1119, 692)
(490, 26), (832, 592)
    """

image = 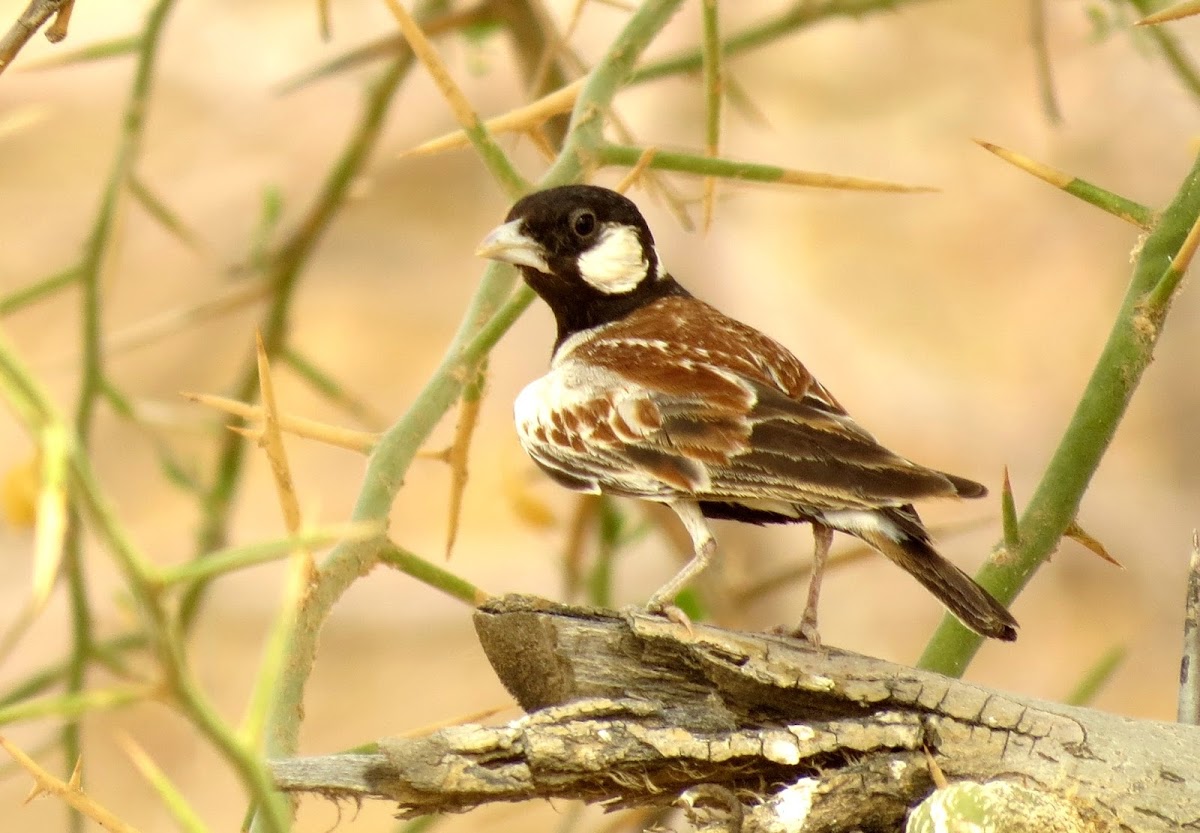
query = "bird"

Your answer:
(474, 183), (1017, 643)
